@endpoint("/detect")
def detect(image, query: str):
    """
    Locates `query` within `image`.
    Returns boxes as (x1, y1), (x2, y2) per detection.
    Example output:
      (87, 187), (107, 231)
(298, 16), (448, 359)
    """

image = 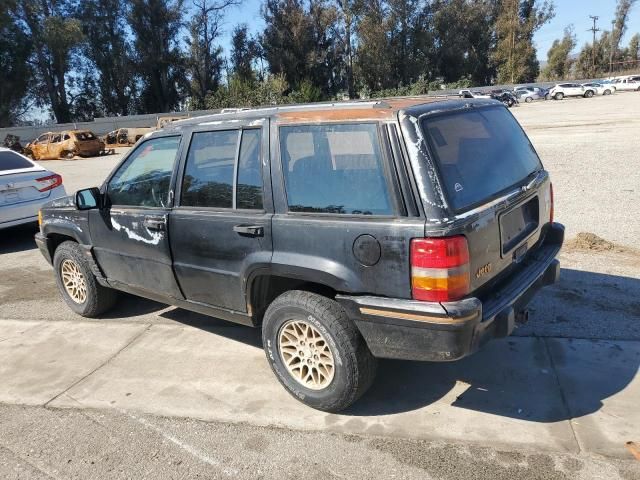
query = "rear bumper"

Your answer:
(338, 223), (564, 362)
